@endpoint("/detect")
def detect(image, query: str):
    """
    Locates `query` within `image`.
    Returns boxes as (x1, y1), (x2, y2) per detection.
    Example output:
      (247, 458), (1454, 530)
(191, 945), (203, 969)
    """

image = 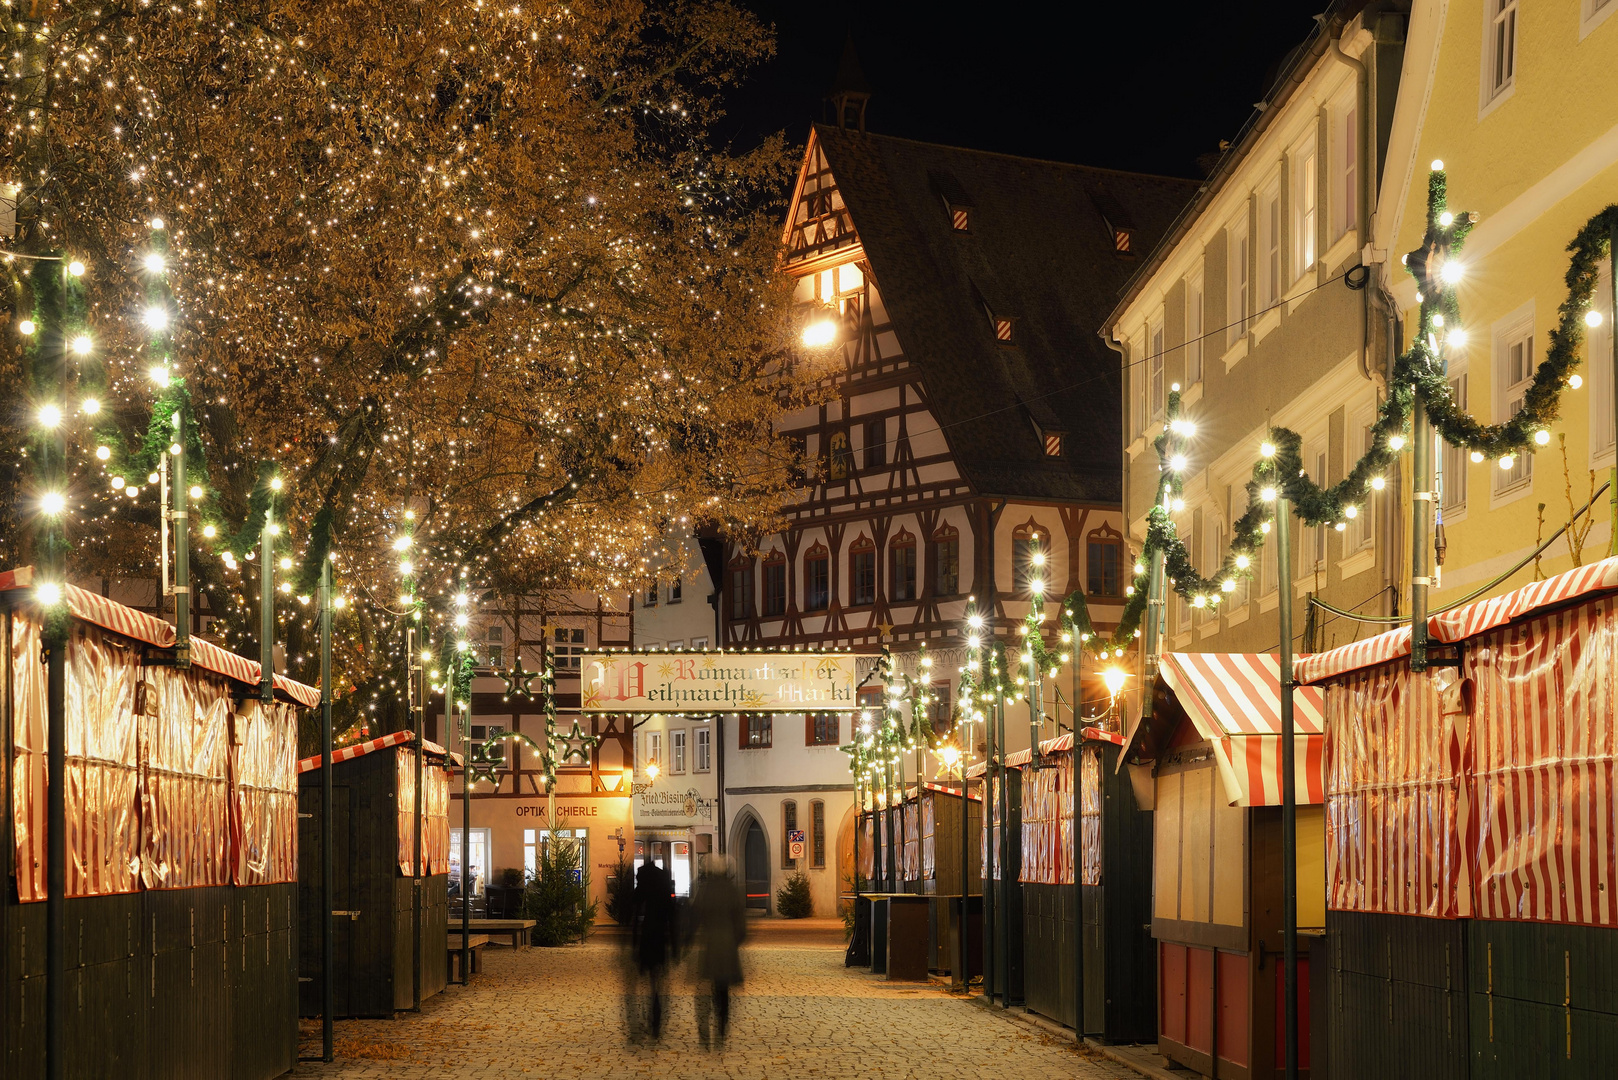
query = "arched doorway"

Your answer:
(743, 817), (769, 911)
